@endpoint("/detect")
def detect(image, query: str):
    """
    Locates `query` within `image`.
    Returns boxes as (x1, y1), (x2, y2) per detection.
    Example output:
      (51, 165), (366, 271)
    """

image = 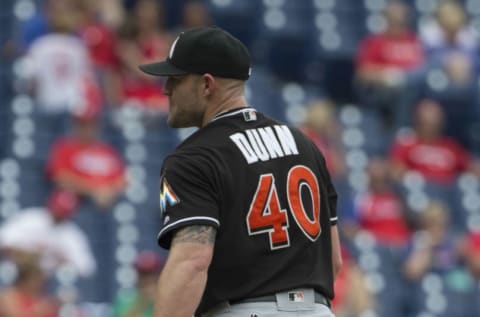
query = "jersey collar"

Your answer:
(209, 107), (256, 123)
